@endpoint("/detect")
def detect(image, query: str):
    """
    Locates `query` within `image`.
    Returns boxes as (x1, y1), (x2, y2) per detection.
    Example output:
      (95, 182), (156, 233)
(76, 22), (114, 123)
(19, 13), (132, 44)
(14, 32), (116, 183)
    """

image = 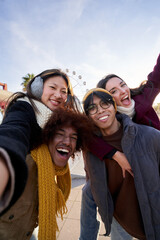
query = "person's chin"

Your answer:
(54, 153), (69, 167)
(56, 161), (67, 167)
